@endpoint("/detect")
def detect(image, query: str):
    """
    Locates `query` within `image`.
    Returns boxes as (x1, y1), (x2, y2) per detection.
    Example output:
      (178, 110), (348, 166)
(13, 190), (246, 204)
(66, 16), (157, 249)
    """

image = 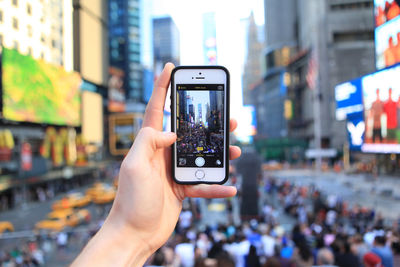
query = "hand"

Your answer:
(72, 63), (241, 267)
